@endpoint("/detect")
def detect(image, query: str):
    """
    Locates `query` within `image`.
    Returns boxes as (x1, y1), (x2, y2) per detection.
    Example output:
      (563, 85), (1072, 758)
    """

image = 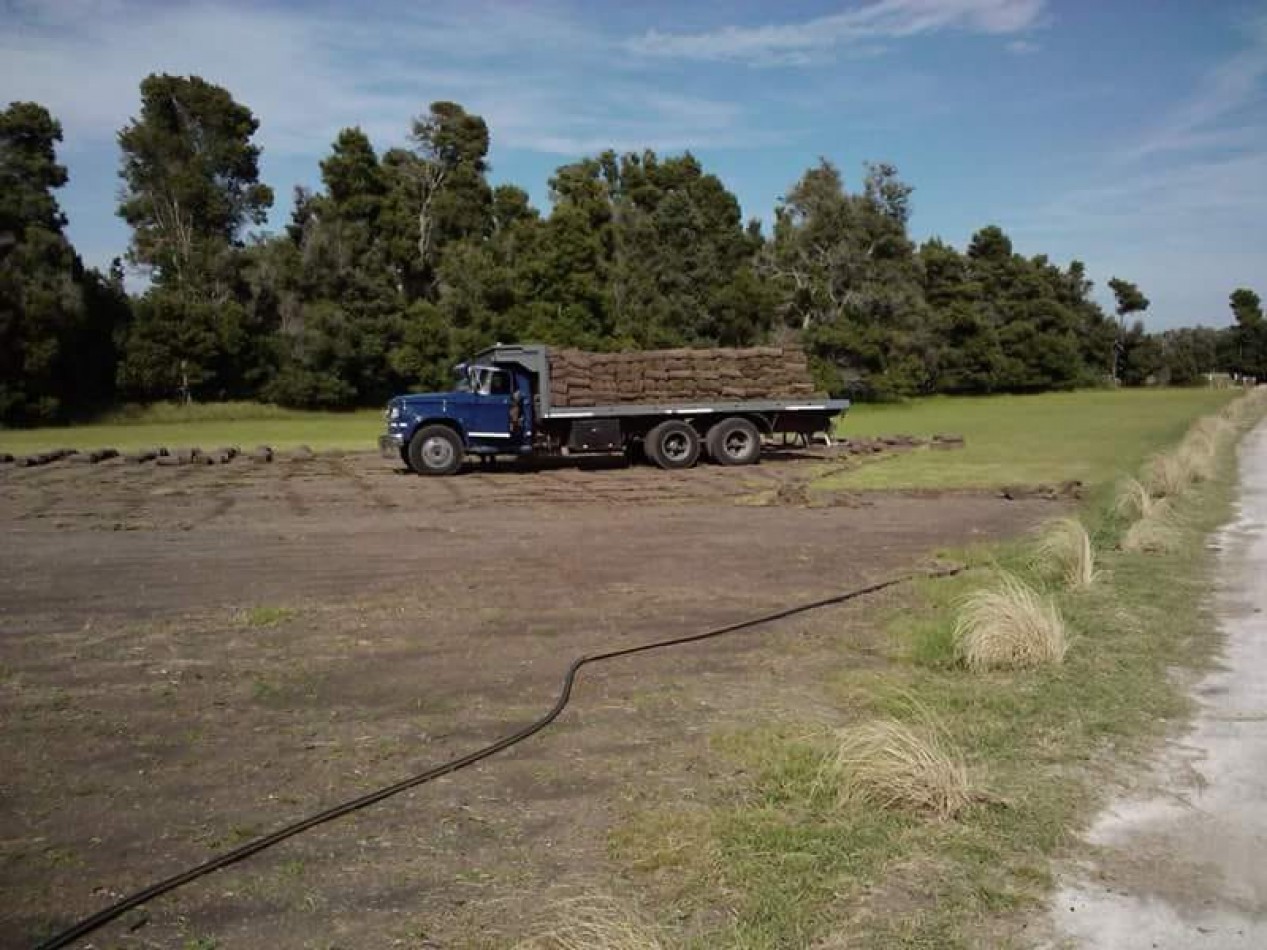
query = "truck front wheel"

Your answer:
(645, 420), (701, 470)
(707, 417), (762, 465)
(407, 425), (464, 476)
